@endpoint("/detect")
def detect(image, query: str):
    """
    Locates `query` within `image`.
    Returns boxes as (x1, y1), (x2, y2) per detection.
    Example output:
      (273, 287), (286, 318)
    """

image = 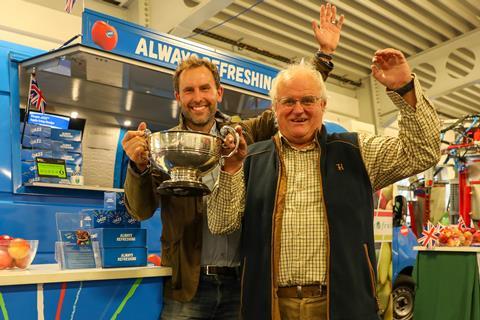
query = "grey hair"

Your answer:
(269, 61), (327, 103)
